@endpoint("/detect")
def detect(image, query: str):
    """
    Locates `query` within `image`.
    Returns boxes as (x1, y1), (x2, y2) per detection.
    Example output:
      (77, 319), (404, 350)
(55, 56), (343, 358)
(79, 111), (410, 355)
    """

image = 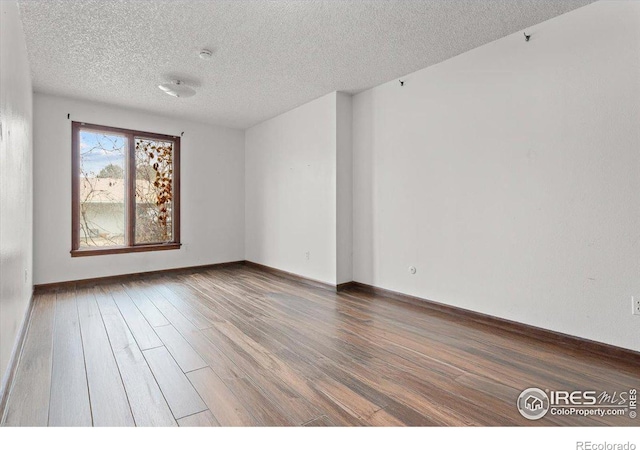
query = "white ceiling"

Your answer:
(18, 0), (595, 129)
